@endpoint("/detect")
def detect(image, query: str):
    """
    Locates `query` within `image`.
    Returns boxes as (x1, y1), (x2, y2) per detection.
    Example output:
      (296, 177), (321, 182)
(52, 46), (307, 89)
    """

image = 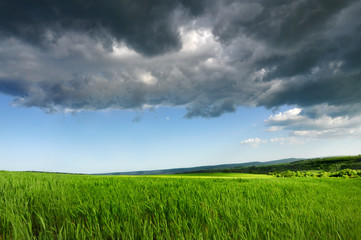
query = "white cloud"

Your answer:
(267, 126), (283, 132)
(270, 137), (285, 143)
(265, 107), (361, 139)
(240, 138), (267, 147)
(137, 70), (158, 86)
(179, 27), (216, 53)
(270, 137), (304, 145)
(267, 107), (303, 122)
(240, 136), (303, 147)
(111, 42), (138, 59)
(240, 106), (361, 147)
